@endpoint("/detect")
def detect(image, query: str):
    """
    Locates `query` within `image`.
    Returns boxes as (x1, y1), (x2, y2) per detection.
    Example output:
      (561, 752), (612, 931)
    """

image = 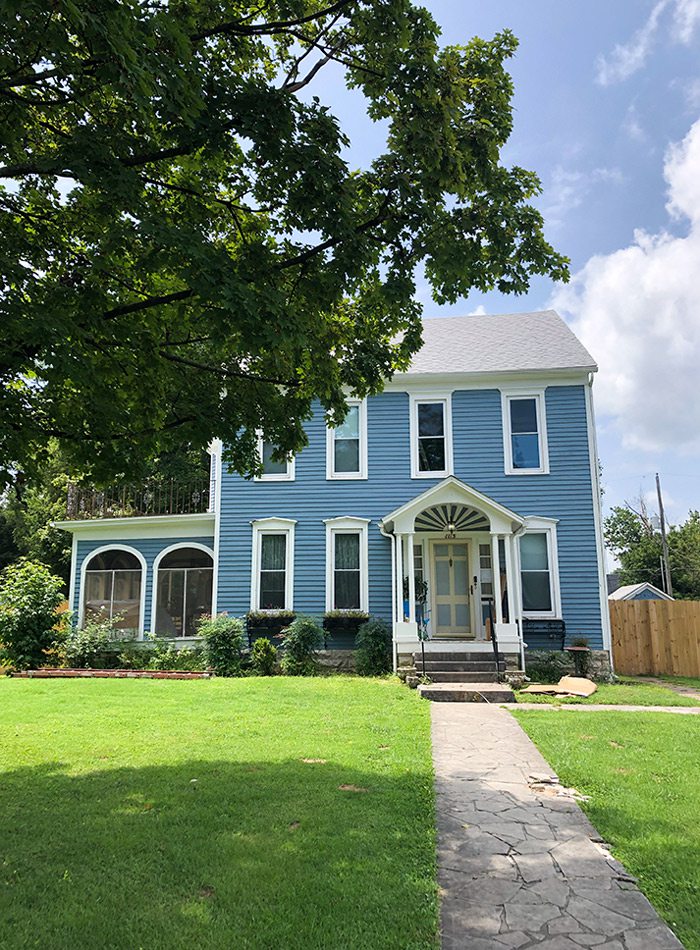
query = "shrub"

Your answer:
(355, 618), (392, 676)
(279, 614), (323, 676)
(198, 614), (245, 676)
(250, 637), (278, 676)
(0, 559), (65, 670)
(524, 650), (575, 683)
(62, 616), (119, 668)
(146, 638), (206, 671)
